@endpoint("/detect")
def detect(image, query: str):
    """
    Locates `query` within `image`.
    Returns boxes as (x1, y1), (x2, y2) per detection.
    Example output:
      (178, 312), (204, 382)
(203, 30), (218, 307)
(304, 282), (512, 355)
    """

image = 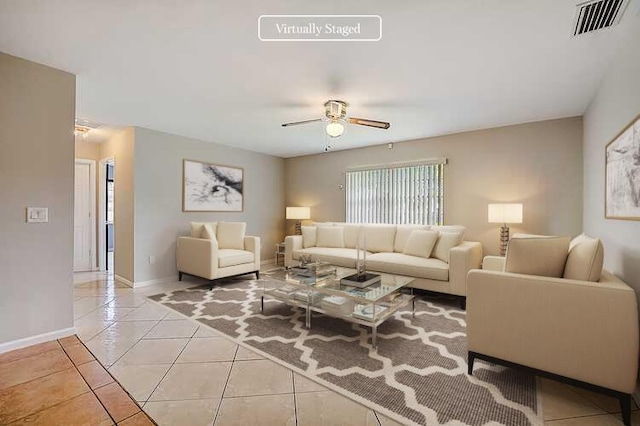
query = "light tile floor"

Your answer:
(72, 269), (638, 425)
